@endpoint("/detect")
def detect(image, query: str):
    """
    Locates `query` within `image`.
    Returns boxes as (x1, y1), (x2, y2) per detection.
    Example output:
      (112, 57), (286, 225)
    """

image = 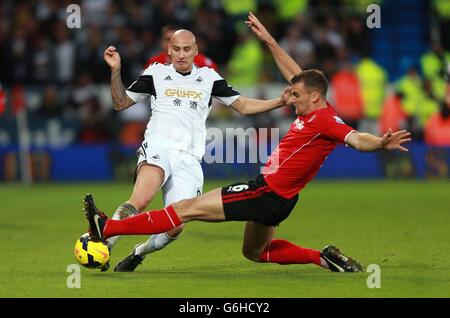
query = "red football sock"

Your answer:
(103, 206), (181, 239)
(259, 239), (321, 266)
